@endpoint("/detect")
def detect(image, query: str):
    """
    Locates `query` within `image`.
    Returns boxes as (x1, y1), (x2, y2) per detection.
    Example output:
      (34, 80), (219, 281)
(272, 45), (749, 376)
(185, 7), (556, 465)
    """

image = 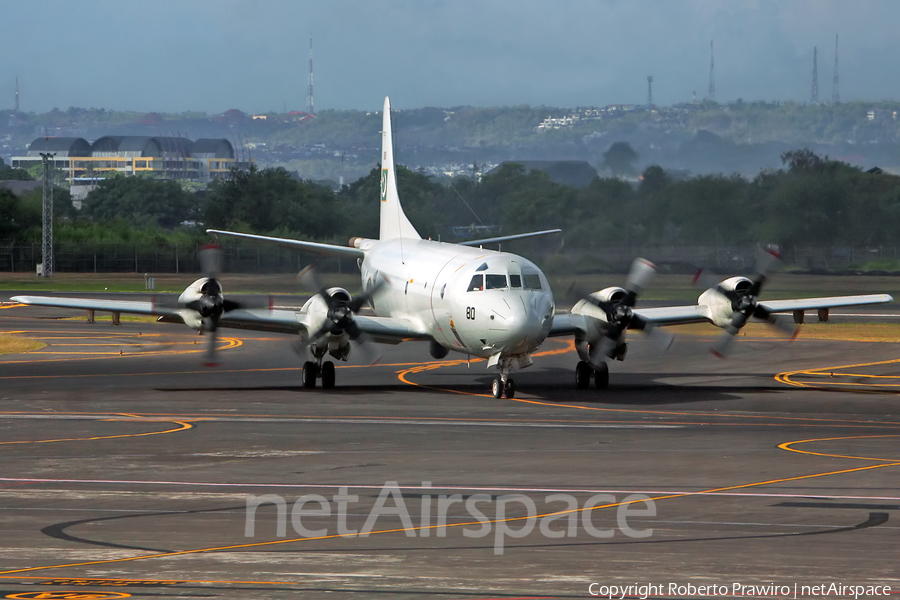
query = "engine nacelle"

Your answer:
(697, 276), (752, 327)
(177, 277), (222, 305)
(301, 287), (354, 361)
(569, 286), (628, 347)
